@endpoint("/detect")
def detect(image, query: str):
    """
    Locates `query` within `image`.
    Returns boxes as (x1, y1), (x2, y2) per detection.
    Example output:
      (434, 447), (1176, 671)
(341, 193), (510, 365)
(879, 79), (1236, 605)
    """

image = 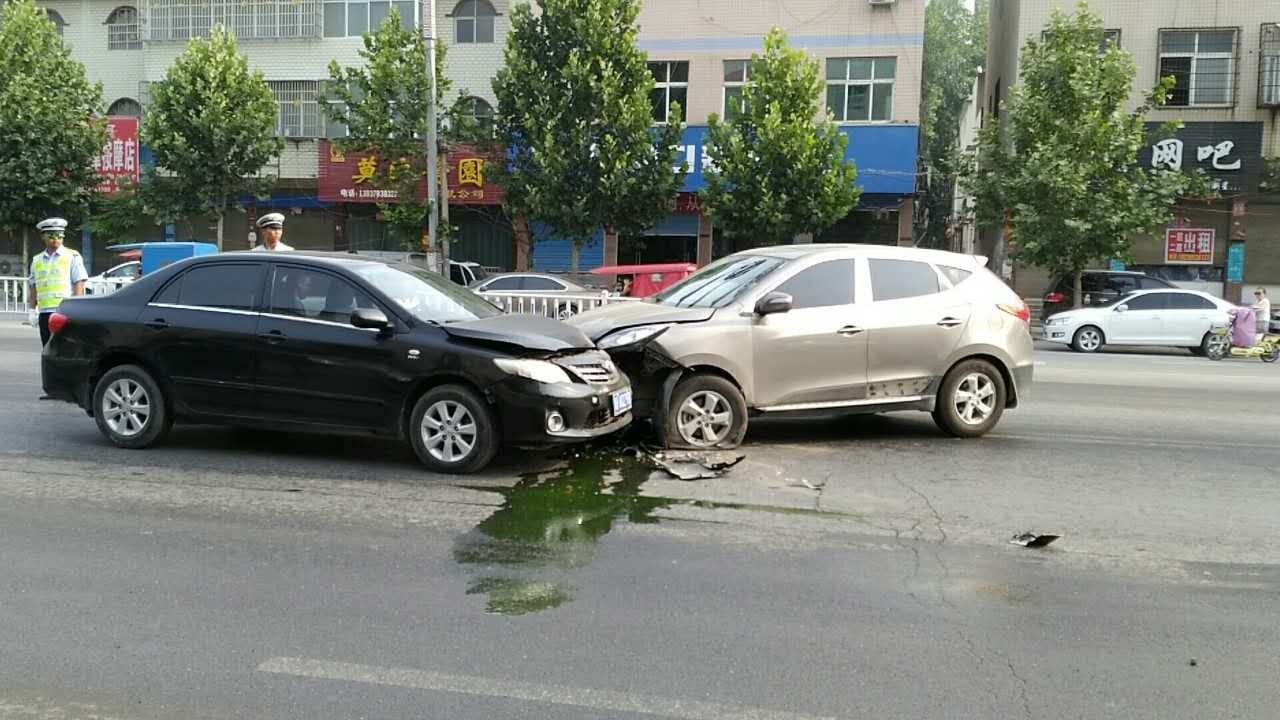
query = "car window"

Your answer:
(350, 262), (500, 323)
(1104, 275), (1138, 295)
(1139, 276), (1171, 289)
(106, 263), (137, 278)
(1167, 293), (1215, 310)
(1080, 274), (1105, 293)
(176, 264), (264, 311)
(523, 276), (565, 291)
(483, 276), (523, 291)
(870, 259), (940, 301)
(773, 260), (855, 309)
(154, 276), (182, 305)
(449, 264), (468, 285)
(269, 266), (377, 325)
(1124, 293), (1168, 311)
(653, 255), (786, 309)
(938, 266), (972, 287)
